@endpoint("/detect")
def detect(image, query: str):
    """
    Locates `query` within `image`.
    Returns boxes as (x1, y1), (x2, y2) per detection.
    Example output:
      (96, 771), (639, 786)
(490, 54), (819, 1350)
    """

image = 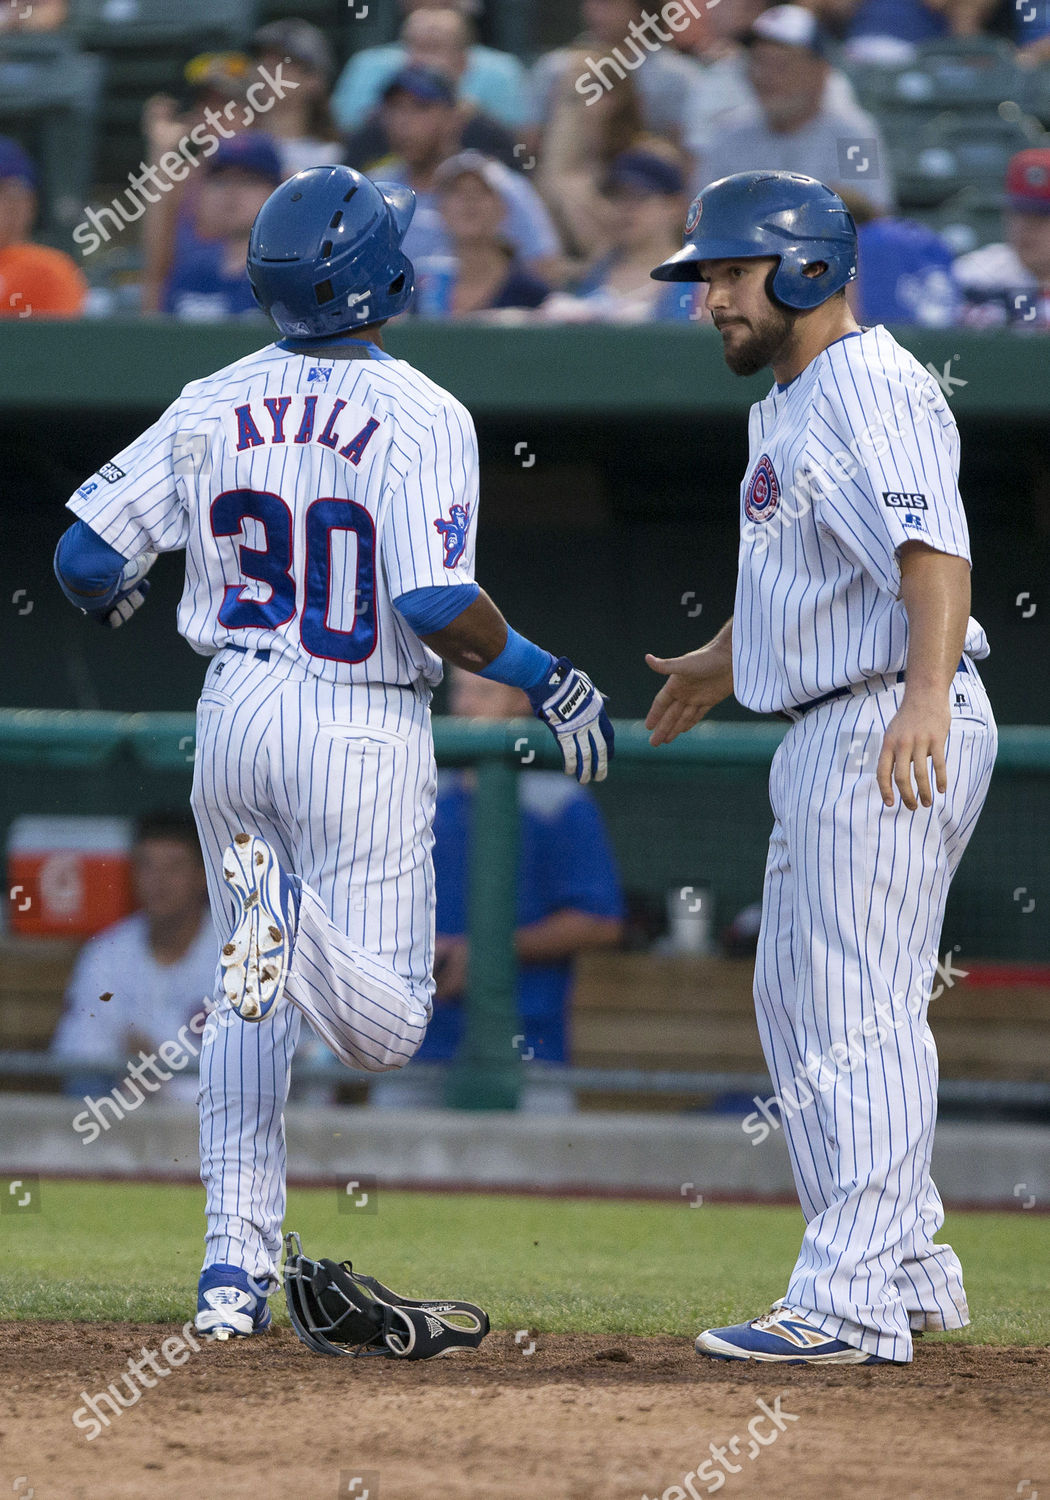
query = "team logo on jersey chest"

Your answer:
(744, 454), (780, 523)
